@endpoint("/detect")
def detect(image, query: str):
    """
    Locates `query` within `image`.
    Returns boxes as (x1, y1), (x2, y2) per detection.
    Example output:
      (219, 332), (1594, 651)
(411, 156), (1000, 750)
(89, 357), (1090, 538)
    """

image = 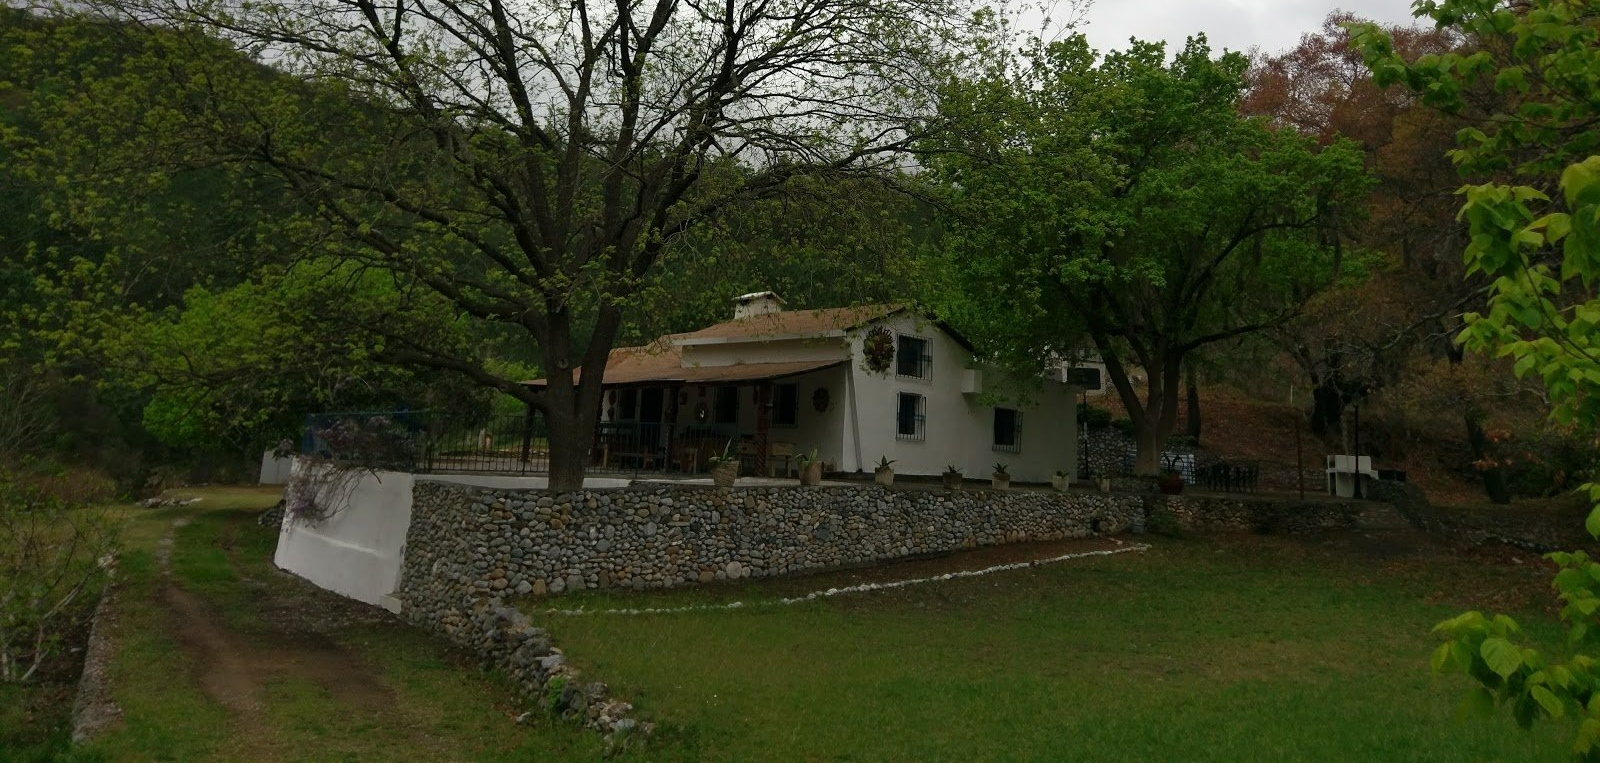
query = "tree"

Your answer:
(17, 0), (979, 488)
(927, 34), (1369, 473)
(1242, 14), (1471, 435)
(624, 174), (933, 341)
(1353, 1), (1600, 756)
